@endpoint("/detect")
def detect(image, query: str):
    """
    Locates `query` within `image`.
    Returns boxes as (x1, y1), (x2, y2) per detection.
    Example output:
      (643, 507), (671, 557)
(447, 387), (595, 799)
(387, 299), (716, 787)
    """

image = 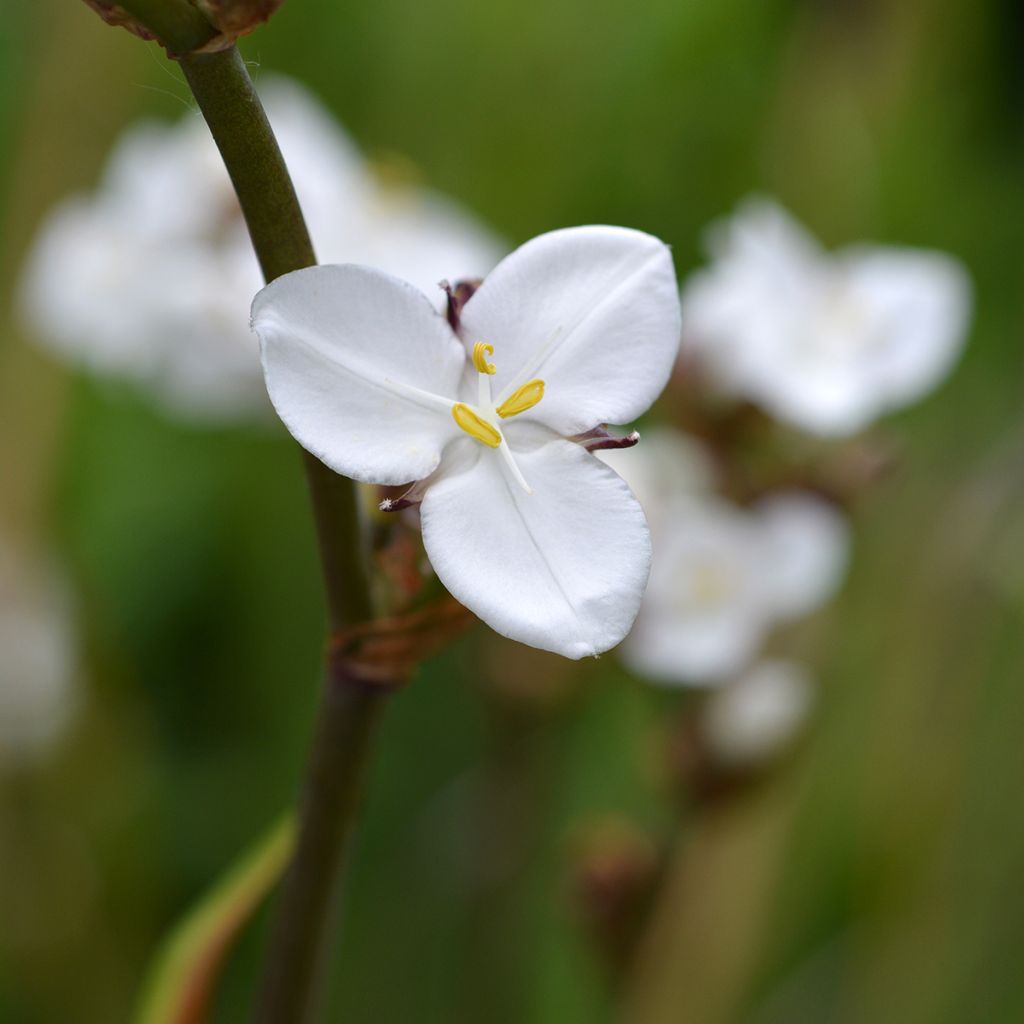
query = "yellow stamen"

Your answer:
(472, 342), (496, 375)
(496, 379), (545, 419)
(452, 403), (501, 448)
